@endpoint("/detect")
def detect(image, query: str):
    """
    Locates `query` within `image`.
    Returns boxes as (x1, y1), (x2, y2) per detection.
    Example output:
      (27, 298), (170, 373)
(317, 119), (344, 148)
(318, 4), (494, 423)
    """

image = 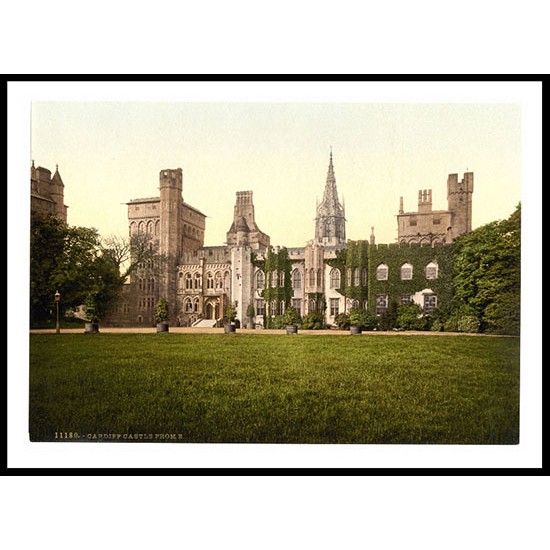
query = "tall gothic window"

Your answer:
(309, 269), (315, 287)
(376, 294), (388, 315)
(354, 268), (360, 286)
(194, 272), (201, 289)
(206, 272), (214, 289)
(330, 268), (340, 289)
(317, 269), (322, 287)
(185, 273), (193, 290)
(292, 269), (301, 290)
(256, 270), (264, 290)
